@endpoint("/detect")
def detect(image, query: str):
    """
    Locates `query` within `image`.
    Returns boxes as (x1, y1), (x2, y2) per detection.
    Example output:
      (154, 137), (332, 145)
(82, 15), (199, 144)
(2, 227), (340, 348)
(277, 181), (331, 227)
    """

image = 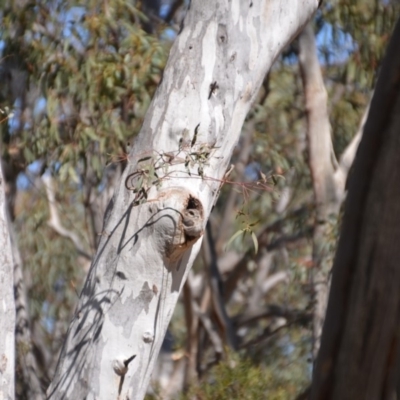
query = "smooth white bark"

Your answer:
(48, 1), (318, 398)
(0, 163), (15, 400)
(299, 23), (370, 358)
